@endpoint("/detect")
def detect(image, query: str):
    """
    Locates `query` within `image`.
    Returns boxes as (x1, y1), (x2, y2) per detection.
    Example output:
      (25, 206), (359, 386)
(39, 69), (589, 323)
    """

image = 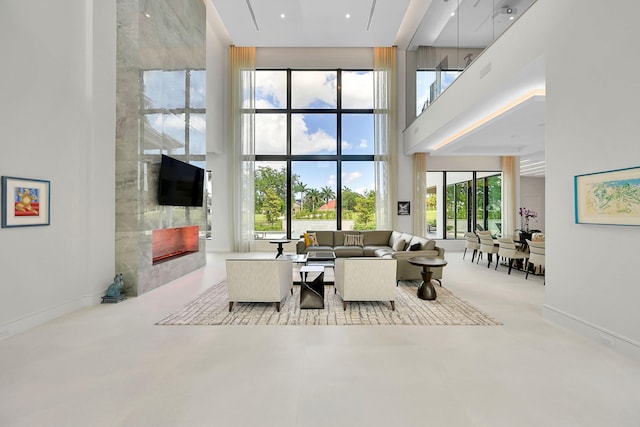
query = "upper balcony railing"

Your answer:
(411, 0), (537, 117)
